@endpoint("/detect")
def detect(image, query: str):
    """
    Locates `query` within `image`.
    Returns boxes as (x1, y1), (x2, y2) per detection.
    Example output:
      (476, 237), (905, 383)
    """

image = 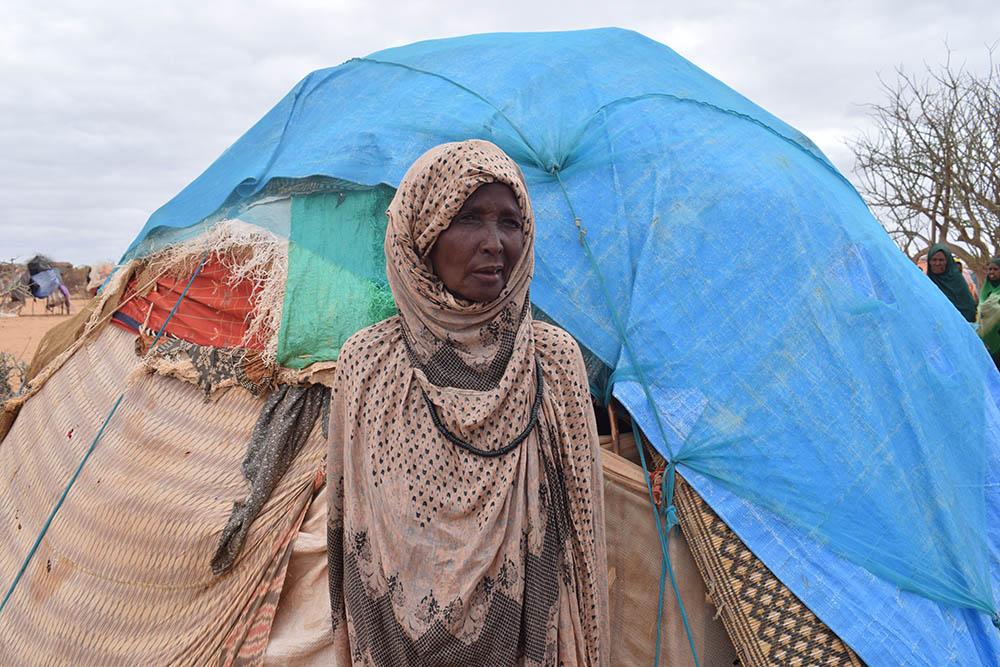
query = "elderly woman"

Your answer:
(326, 140), (609, 665)
(926, 243), (977, 322)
